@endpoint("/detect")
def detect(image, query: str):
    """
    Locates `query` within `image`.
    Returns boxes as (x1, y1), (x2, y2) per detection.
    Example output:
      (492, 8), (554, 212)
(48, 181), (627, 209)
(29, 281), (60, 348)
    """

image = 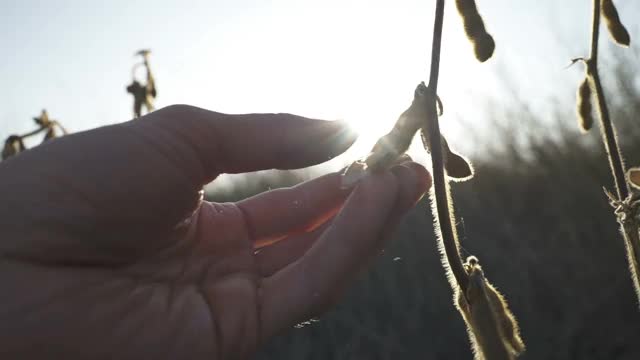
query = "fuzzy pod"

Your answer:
(601, 0), (631, 47)
(456, 257), (525, 360)
(627, 168), (640, 190)
(455, 0), (495, 62)
(576, 77), (594, 132)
